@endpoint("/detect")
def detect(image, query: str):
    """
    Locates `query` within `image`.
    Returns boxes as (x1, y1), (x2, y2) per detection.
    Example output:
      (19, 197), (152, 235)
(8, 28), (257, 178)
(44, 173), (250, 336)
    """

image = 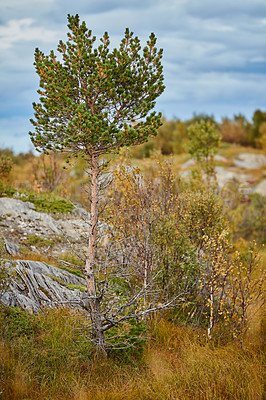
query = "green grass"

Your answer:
(0, 181), (16, 197)
(26, 235), (56, 248)
(23, 192), (74, 214)
(66, 283), (87, 292)
(0, 307), (93, 399)
(57, 264), (85, 278)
